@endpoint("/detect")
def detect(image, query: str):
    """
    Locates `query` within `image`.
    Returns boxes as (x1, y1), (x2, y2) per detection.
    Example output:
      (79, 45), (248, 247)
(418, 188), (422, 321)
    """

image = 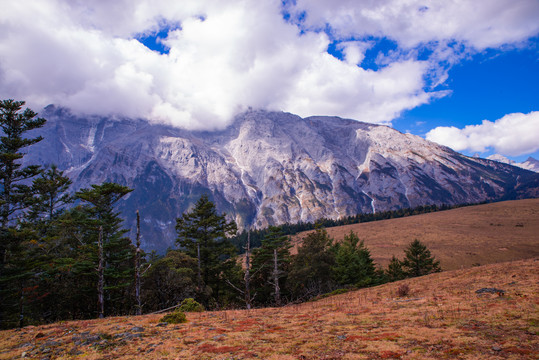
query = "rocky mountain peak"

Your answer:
(24, 108), (538, 252)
